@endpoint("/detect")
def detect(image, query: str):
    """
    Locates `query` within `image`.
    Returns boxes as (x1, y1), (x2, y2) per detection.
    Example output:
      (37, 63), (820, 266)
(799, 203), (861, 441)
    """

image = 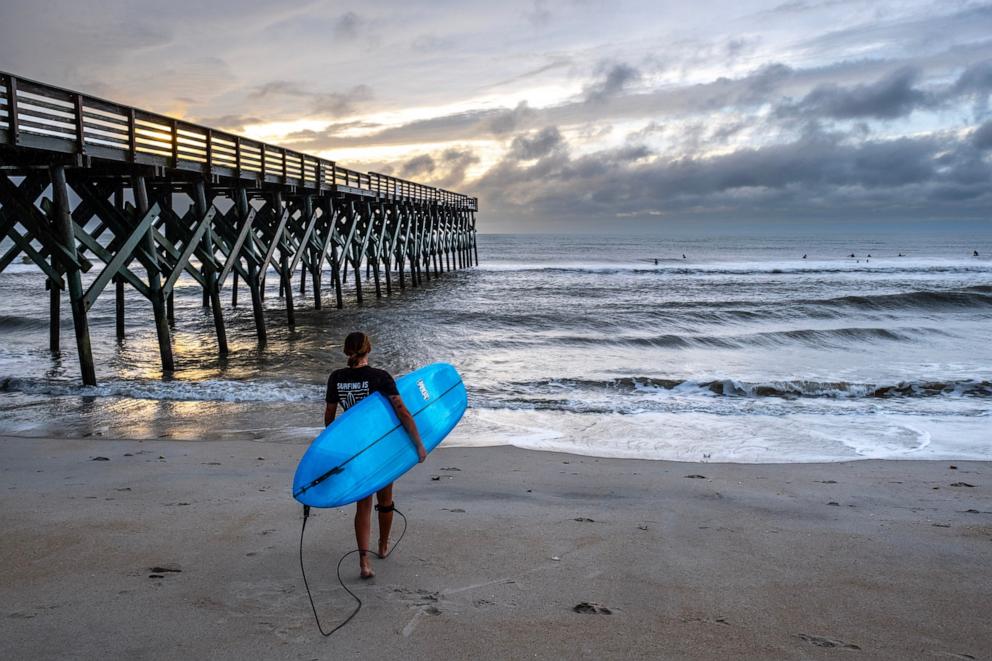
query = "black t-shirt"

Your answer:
(325, 365), (399, 410)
